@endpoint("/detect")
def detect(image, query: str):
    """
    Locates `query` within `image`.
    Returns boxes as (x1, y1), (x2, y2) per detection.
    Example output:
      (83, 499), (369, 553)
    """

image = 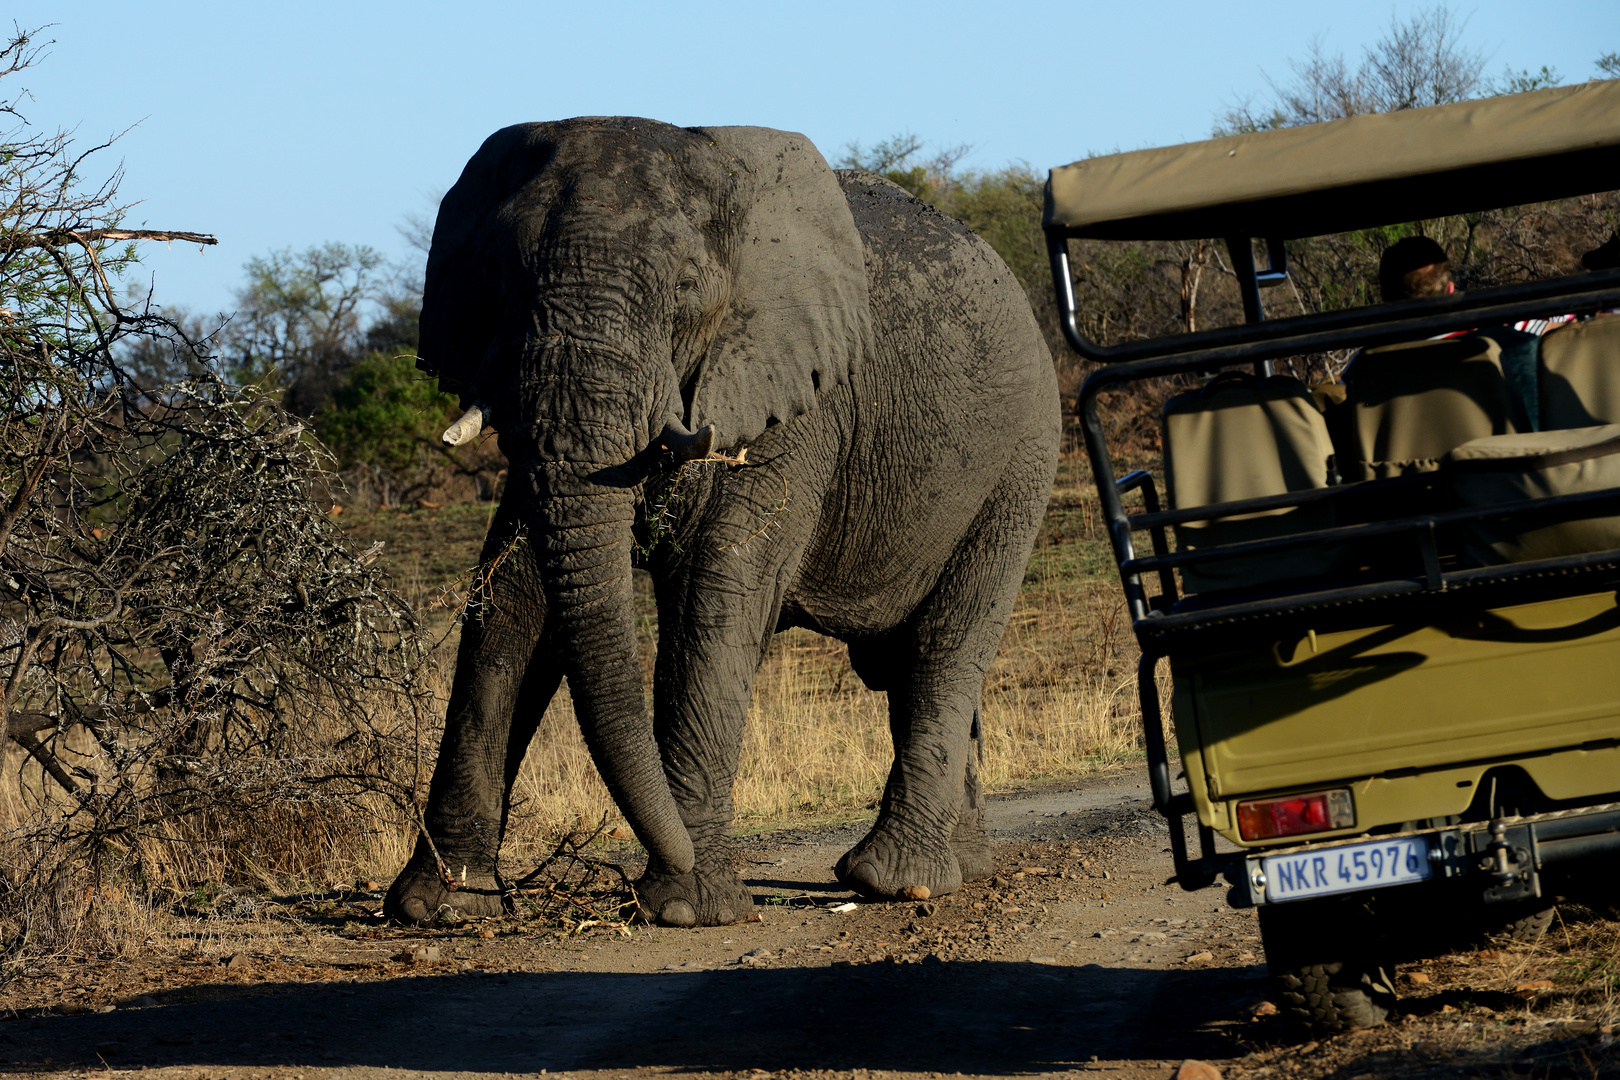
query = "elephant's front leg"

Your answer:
(385, 513), (559, 924)
(635, 525), (797, 927)
(633, 616), (763, 927)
